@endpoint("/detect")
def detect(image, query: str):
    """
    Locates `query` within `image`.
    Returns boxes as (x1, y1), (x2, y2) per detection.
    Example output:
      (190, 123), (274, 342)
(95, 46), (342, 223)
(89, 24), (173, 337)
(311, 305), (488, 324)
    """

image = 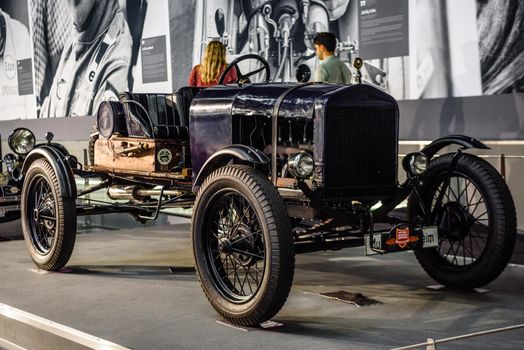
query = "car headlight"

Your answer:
(8, 128), (35, 155)
(287, 153), (314, 179)
(97, 101), (126, 139)
(402, 152), (428, 176)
